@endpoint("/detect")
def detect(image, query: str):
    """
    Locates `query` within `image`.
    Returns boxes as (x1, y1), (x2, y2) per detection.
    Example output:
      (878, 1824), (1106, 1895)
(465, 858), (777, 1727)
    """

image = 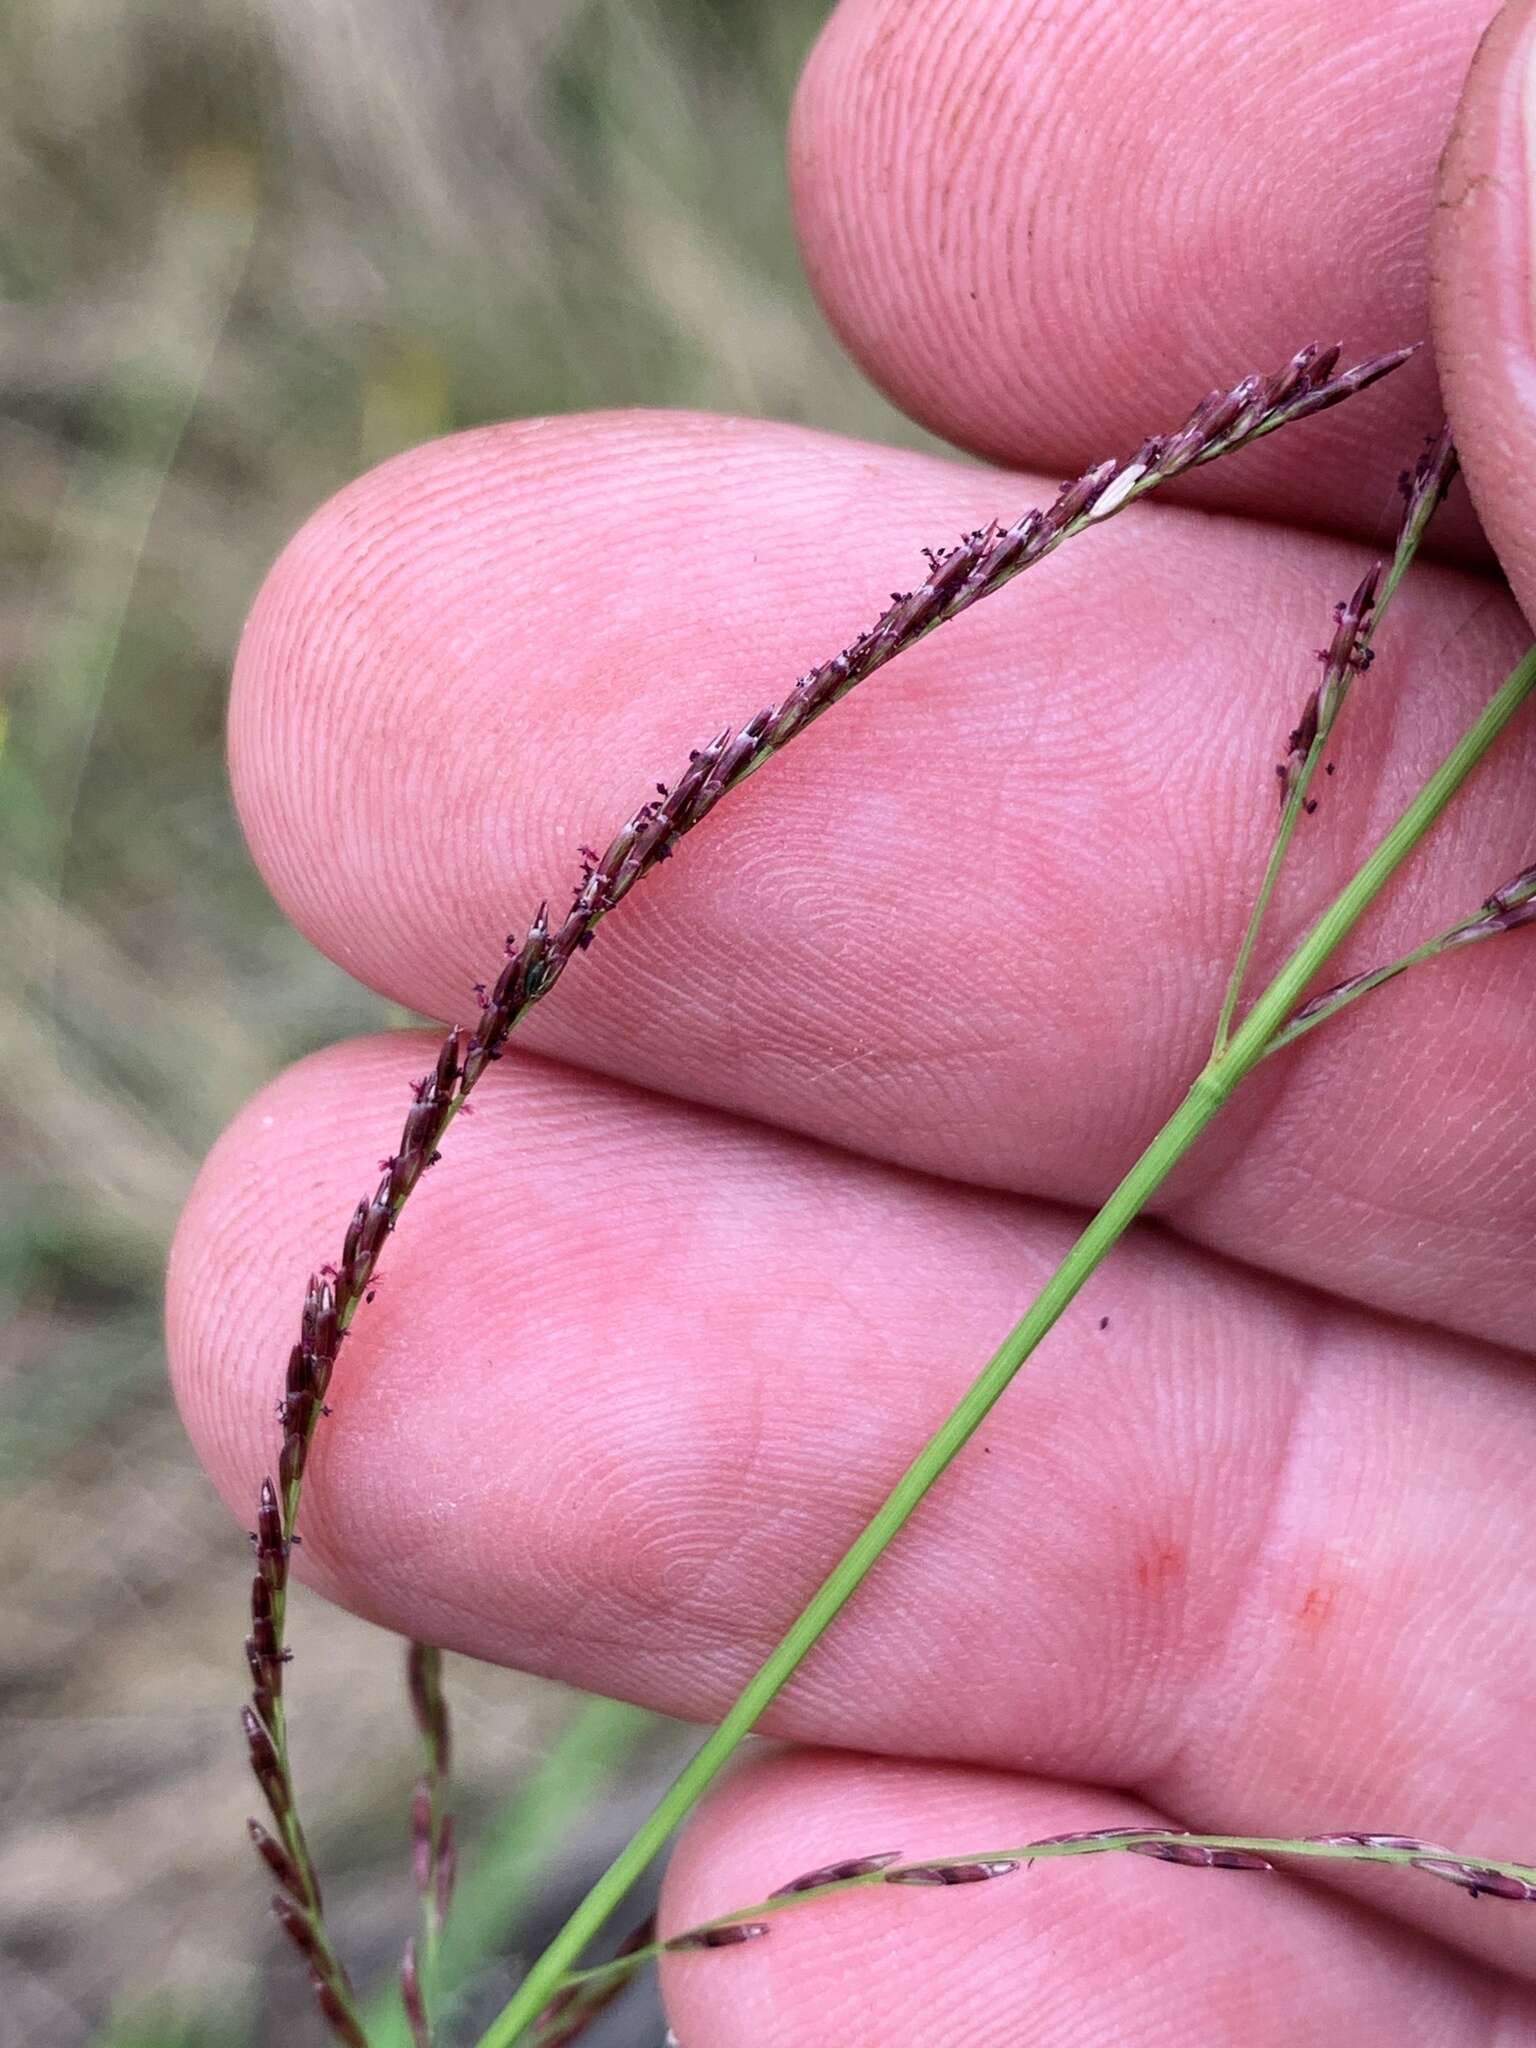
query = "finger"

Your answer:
(789, 0), (1493, 552)
(169, 1034), (1536, 1975)
(660, 1752), (1530, 2045)
(1432, 0), (1536, 623)
(229, 412), (1536, 1353)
